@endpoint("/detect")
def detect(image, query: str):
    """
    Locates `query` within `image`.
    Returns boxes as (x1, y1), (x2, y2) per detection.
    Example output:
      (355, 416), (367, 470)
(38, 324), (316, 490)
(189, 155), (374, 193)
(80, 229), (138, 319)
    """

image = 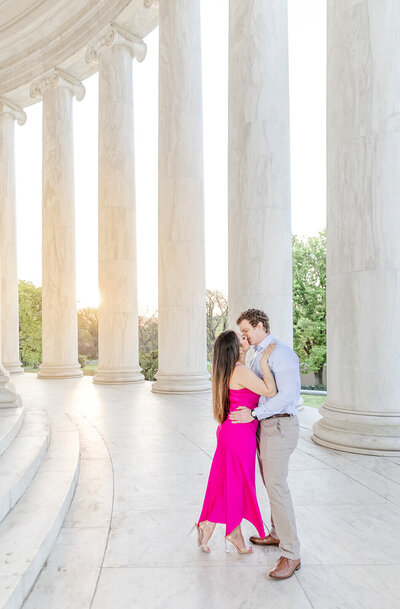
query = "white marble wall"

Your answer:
(313, 1), (400, 455)
(0, 99), (25, 373)
(31, 70), (84, 379)
(152, 0), (210, 393)
(87, 26), (145, 384)
(228, 0), (293, 346)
